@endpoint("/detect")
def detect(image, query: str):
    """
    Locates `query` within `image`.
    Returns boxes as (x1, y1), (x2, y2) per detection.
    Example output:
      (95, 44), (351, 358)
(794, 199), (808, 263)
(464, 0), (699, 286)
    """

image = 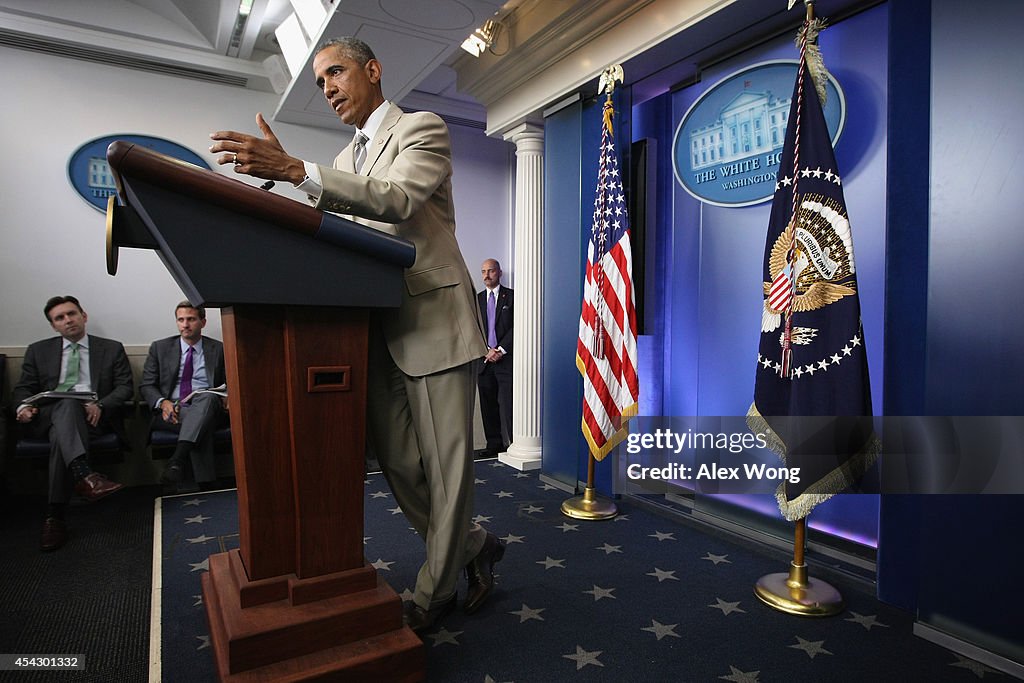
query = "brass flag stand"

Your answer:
(754, 517), (843, 616)
(562, 452), (617, 520)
